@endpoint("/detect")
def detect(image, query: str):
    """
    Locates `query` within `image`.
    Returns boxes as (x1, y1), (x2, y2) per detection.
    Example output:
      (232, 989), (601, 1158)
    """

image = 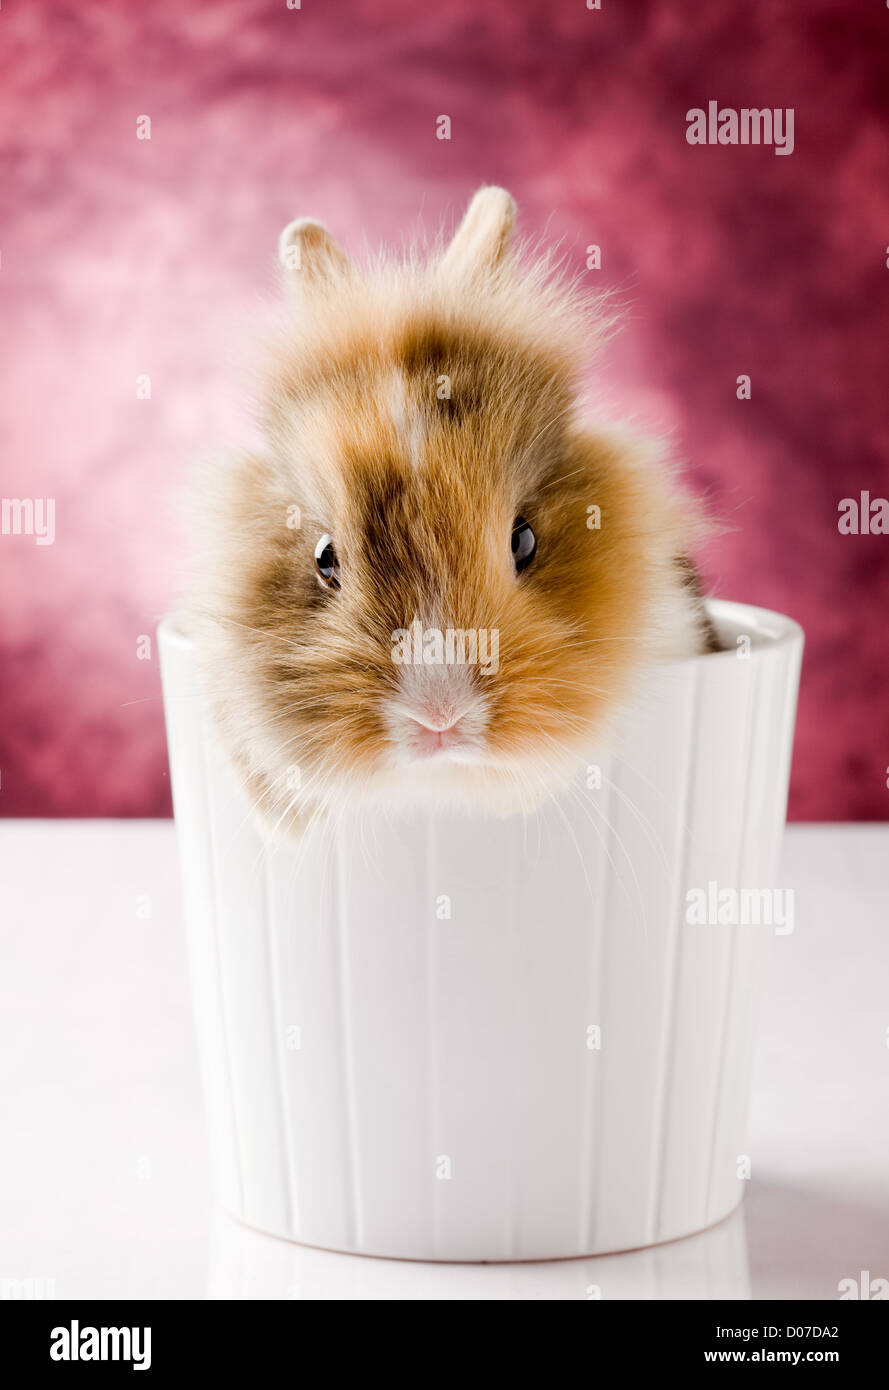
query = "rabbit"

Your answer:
(185, 186), (717, 835)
